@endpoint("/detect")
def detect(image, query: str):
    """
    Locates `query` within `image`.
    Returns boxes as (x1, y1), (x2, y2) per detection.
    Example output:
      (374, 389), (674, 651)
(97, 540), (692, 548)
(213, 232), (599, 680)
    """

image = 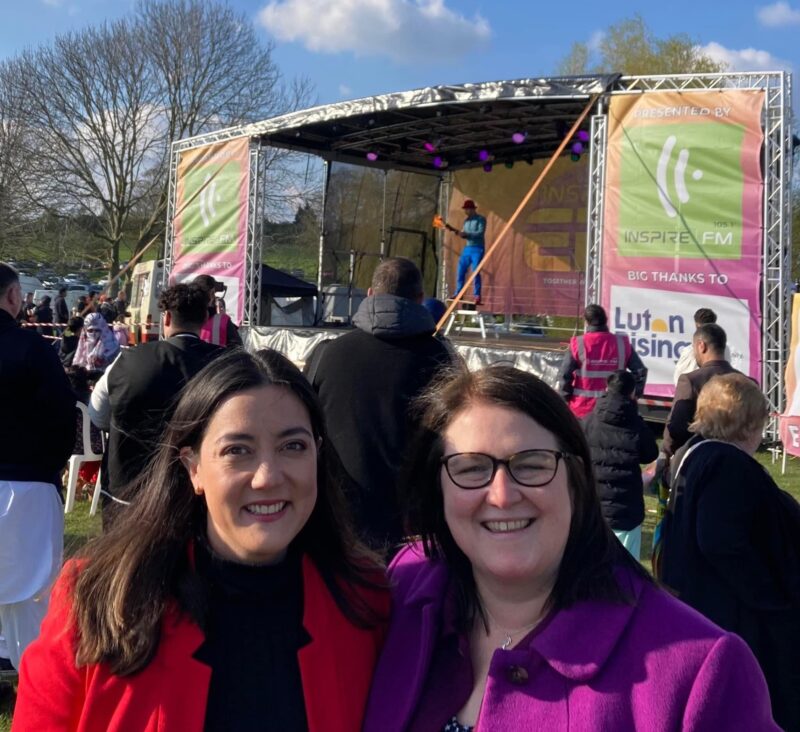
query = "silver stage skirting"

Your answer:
(243, 326), (564, 389)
